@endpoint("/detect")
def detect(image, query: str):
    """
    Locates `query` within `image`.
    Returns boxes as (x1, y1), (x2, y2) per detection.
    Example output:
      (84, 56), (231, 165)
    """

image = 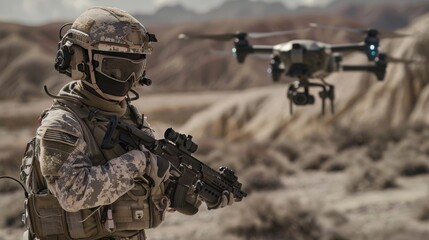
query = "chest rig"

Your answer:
(21, 98), (167, 240)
